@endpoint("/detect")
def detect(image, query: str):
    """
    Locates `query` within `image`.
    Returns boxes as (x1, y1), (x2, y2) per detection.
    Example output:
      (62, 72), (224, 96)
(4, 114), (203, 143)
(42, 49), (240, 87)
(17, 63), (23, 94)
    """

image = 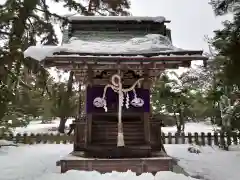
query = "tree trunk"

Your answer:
(175, 106), (185, 134)
(176, 117), (184, 134)
(58, 117), (67, 133)
(58, 71), (74, 133)
(160, 135), (166, 153)
(175, 113), (182, 134)
(174, 111), (180, 134)
(181, 122), (185, 132)
(176, 124), (181, 134)
(179, 111), (185, 132)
